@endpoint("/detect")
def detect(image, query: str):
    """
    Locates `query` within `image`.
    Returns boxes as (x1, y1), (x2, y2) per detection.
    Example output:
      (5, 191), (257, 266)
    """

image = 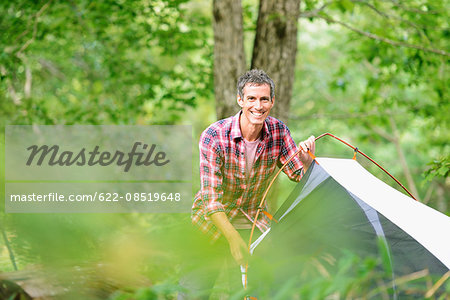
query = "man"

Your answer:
(187, 69), (315, 297)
